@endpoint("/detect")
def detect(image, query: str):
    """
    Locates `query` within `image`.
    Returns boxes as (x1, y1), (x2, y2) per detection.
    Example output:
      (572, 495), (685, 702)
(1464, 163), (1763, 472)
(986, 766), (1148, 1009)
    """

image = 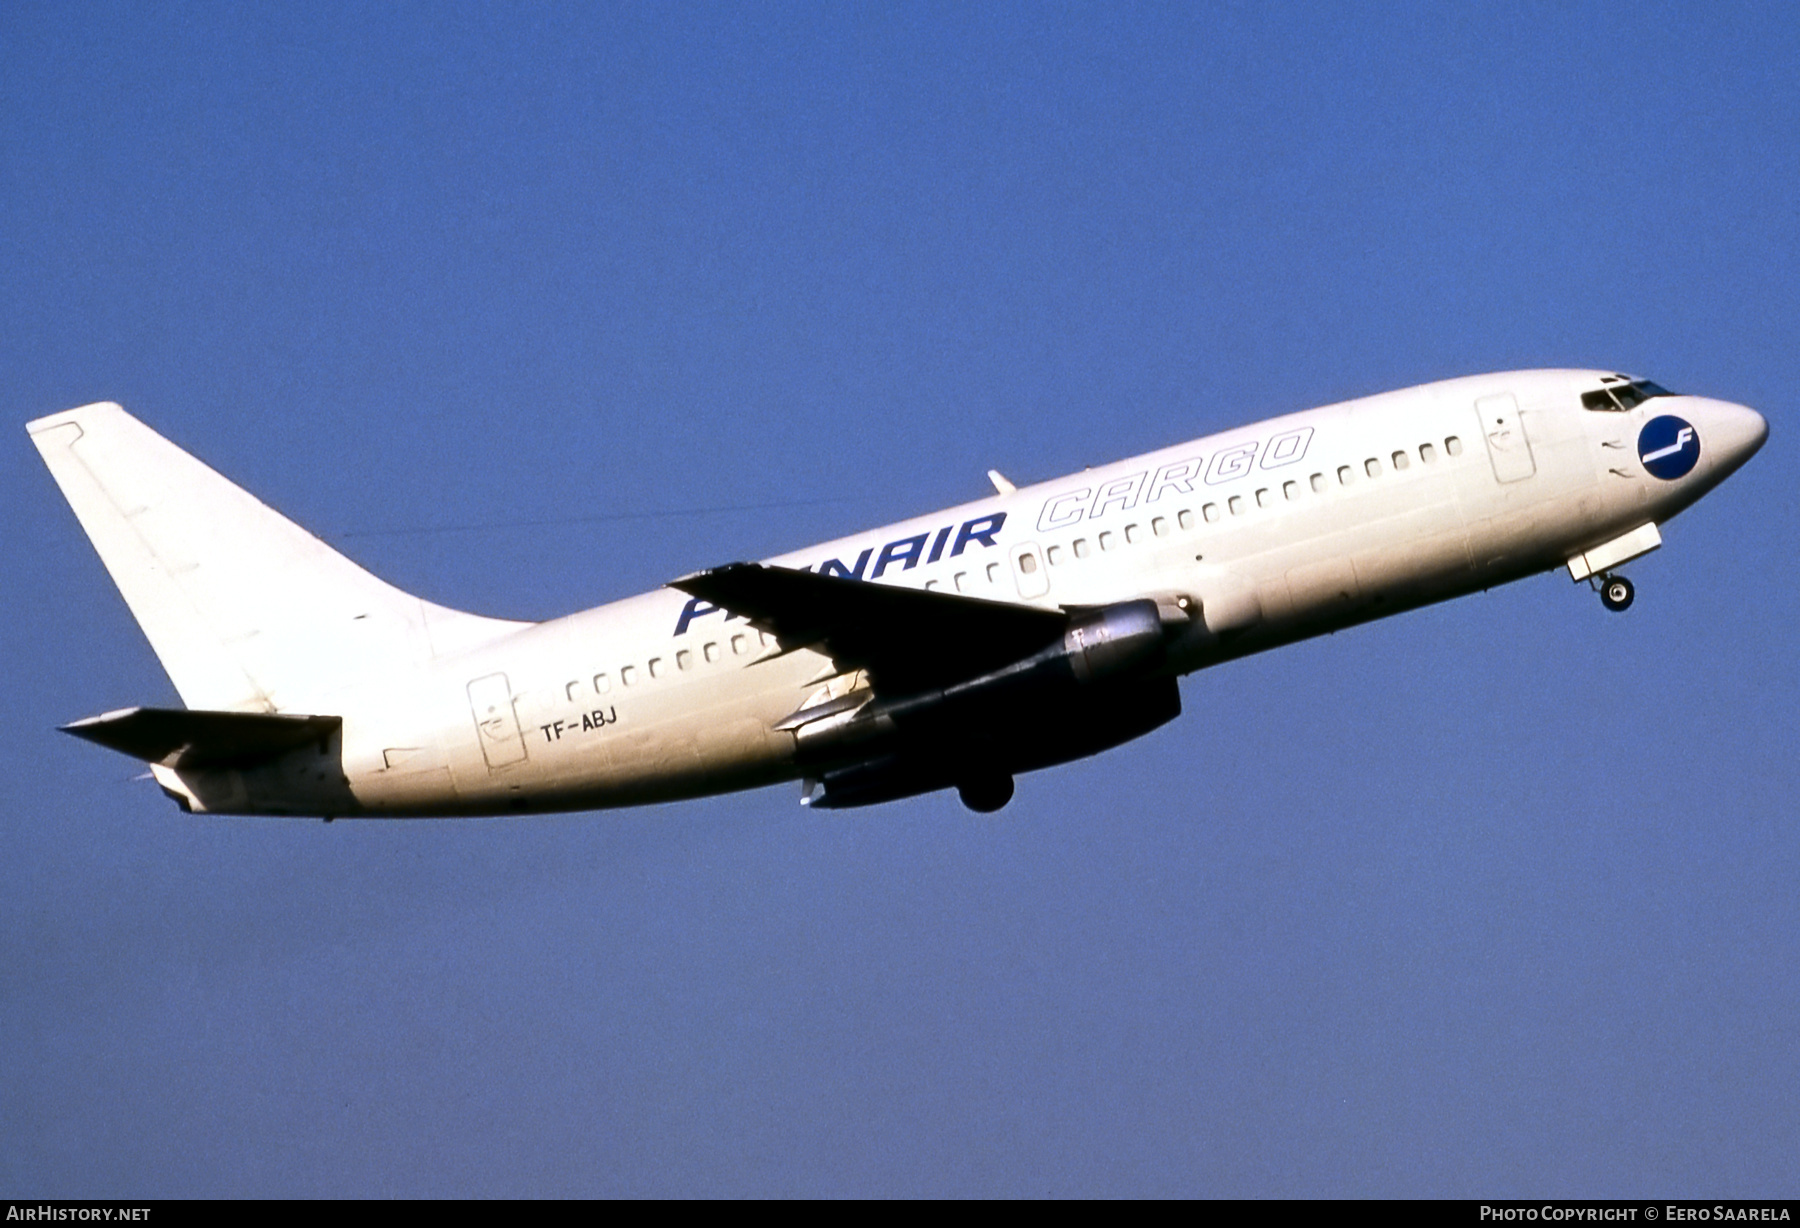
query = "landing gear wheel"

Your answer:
(1600, 575), (1635, 612)
(957, 774), (1014, 814)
